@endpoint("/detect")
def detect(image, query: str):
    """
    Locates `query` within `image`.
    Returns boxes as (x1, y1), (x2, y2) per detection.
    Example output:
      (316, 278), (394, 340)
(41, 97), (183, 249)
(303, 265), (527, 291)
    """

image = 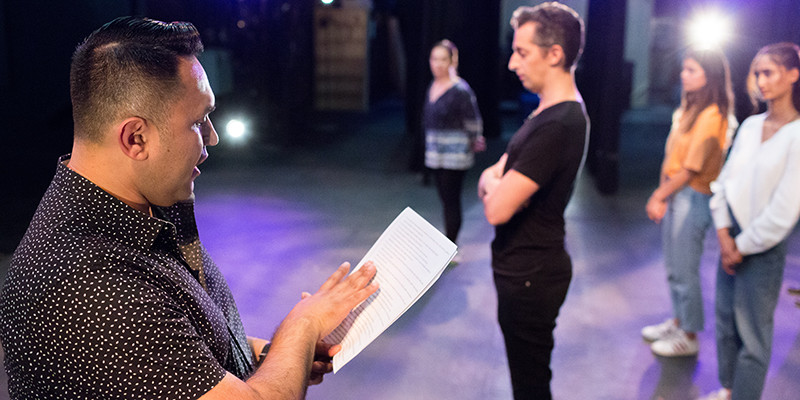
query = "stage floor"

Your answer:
(1, 105), (798, 399)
